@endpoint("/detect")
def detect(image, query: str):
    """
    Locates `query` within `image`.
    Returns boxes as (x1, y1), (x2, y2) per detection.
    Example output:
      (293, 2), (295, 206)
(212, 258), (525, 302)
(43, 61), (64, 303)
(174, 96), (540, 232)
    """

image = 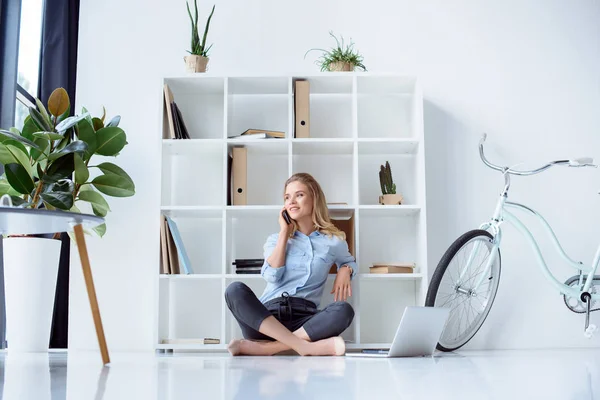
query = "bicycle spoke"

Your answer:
(432, 233), (500, 350)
